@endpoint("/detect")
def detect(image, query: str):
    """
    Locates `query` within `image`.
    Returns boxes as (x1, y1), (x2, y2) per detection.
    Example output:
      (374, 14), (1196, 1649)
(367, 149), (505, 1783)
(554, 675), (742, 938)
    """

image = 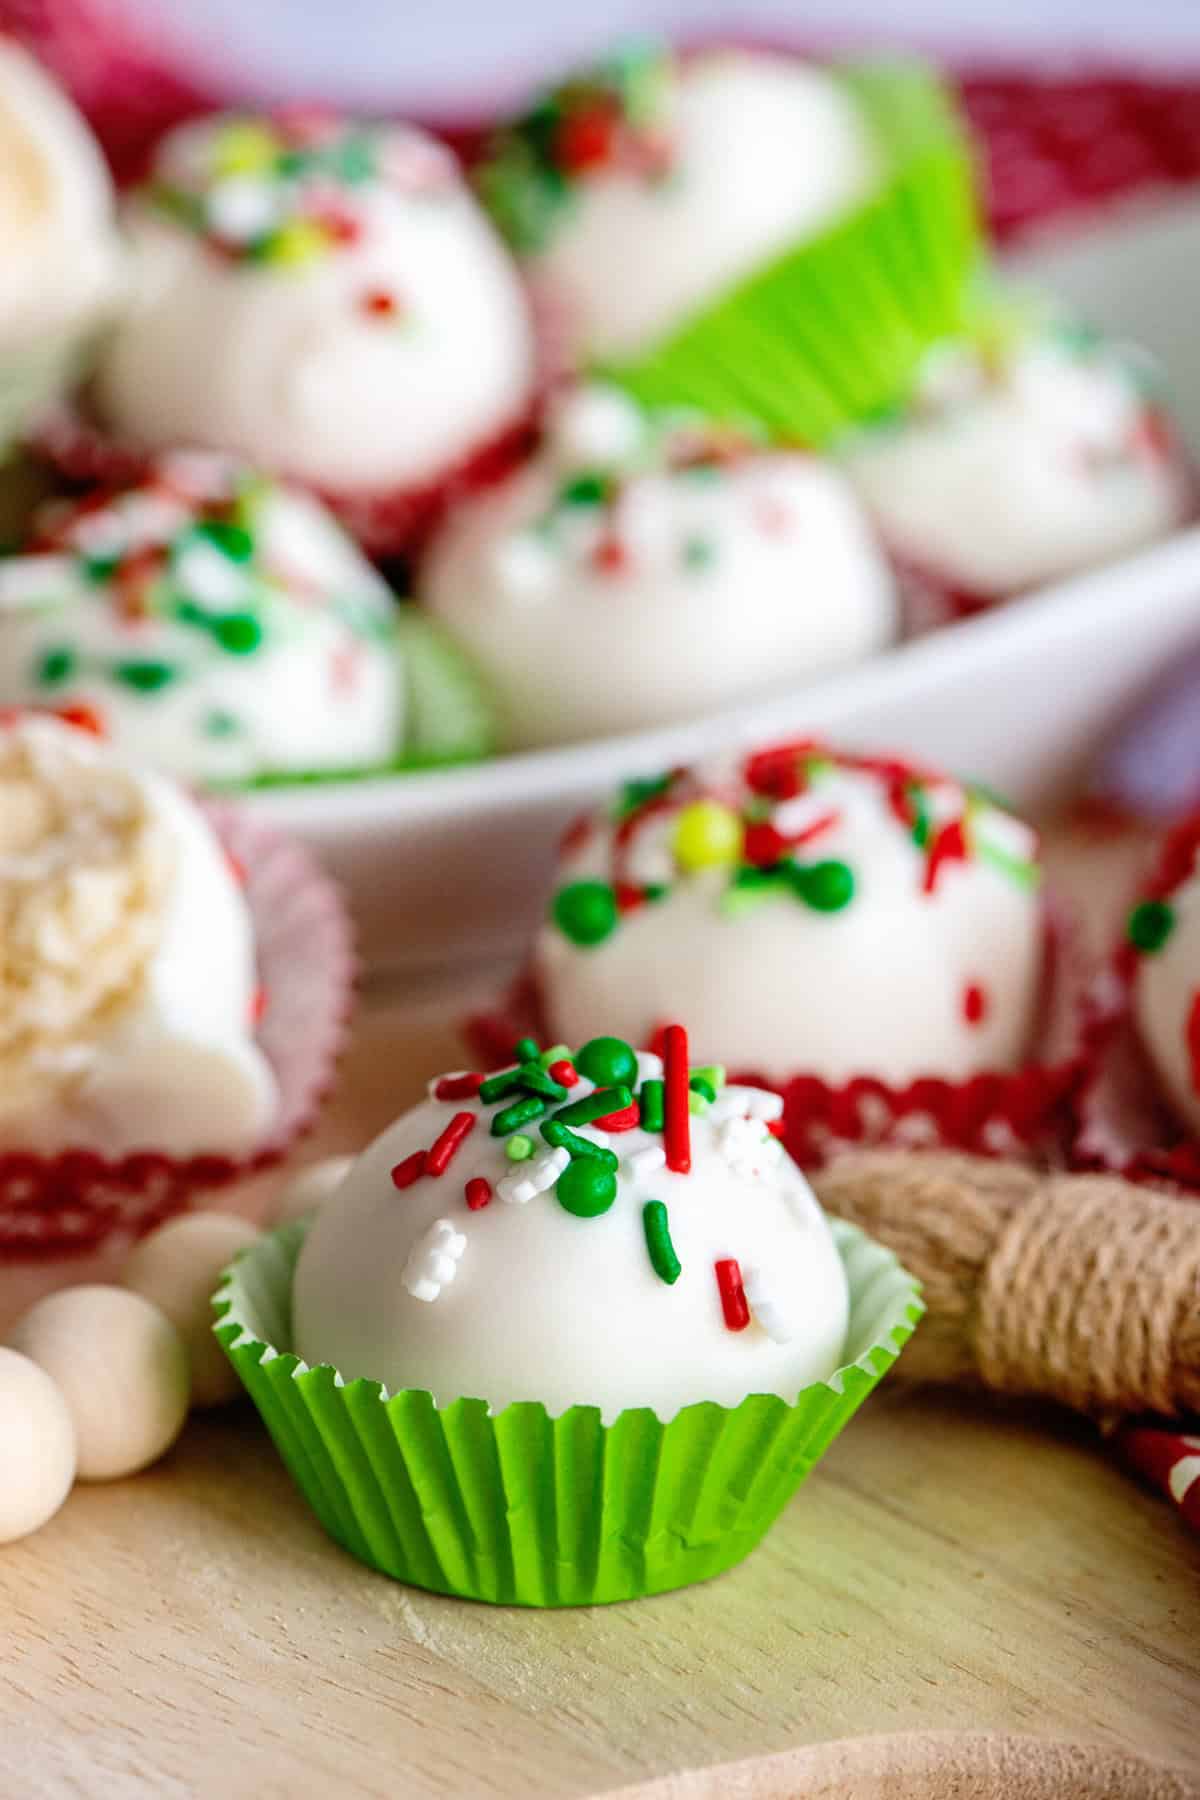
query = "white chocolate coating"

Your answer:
(842, 325), (1189, 598)
(293, 1062), (849, 1422)
(1132, 867), (1200, 1136)
(422, 386), (896, 748)
(271, 1153), (355, 1225)
(498, 50), (880, 360)
(0, 1347), (76, 1542)
(535, 745), (1044, 1083)
(8, 1285), (189, 1480)
(94, 113), (536, 492)
(0, 717), (277, 1158)
(0, 40), (121, 349)
(122, 1211), (261, 1406)
(0, 454), (402, 783)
